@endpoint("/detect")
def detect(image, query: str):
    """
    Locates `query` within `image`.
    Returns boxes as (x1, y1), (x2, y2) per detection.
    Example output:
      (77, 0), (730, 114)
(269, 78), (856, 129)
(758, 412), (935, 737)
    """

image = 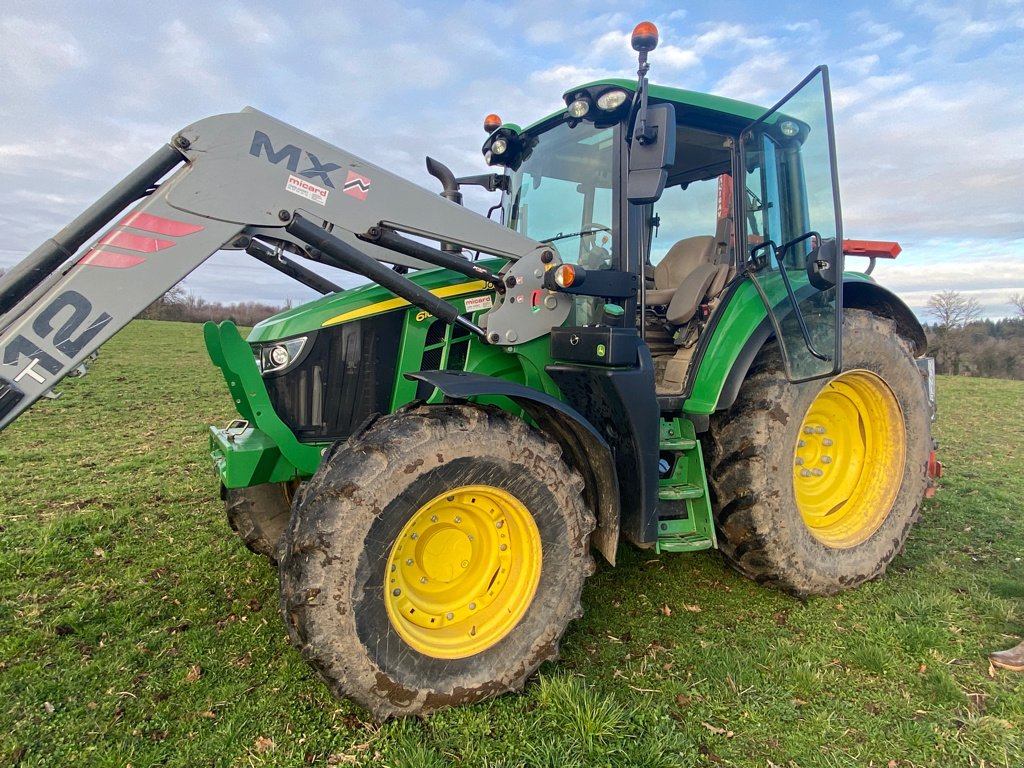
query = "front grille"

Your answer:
(414, 317), (472, 400)
(262, 312), (404, 442)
